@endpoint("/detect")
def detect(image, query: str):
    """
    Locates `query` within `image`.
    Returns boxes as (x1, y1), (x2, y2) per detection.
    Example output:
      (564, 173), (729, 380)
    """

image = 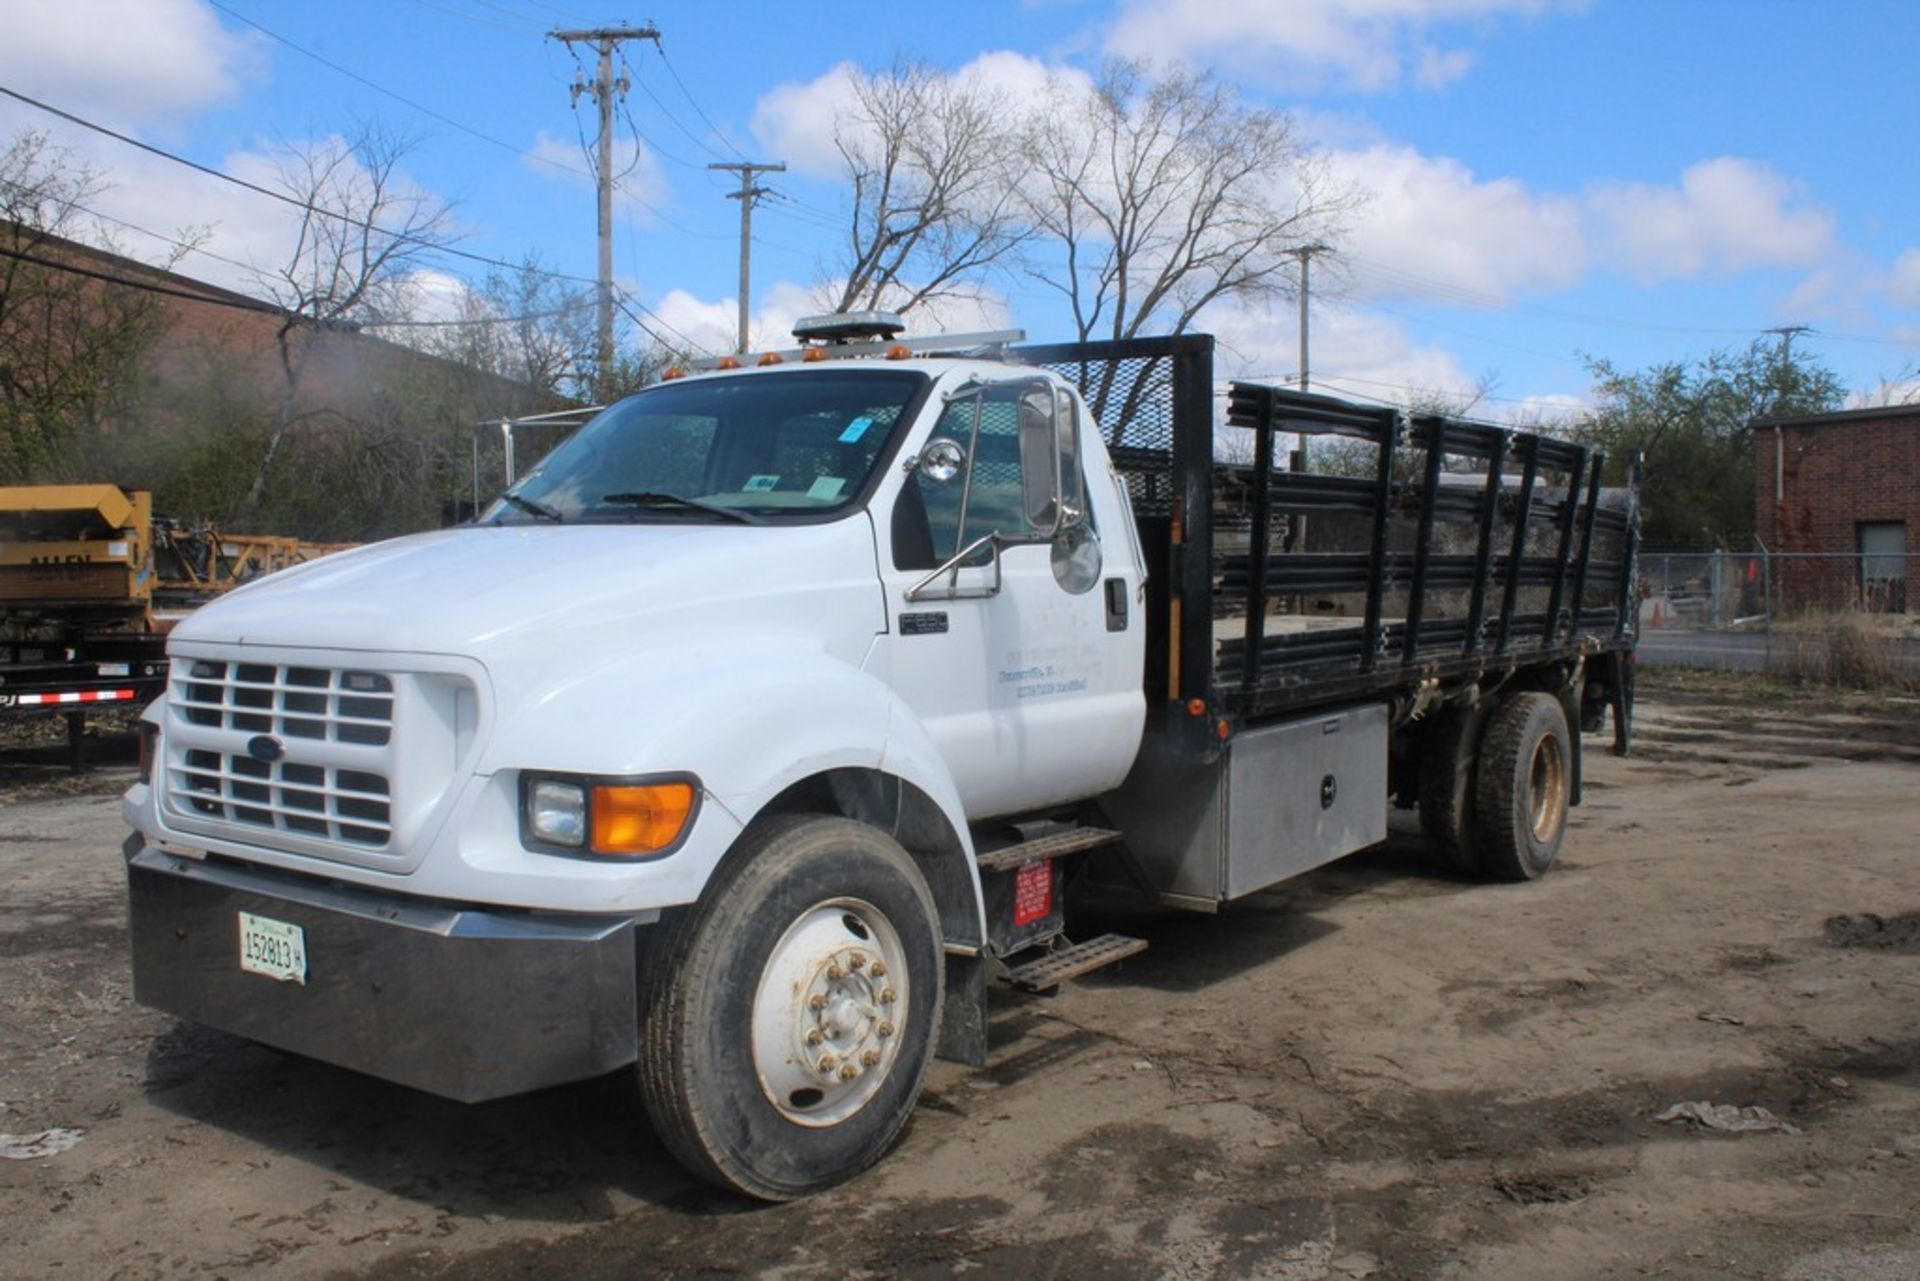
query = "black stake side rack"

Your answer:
(1018, 335), (1640, 749)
